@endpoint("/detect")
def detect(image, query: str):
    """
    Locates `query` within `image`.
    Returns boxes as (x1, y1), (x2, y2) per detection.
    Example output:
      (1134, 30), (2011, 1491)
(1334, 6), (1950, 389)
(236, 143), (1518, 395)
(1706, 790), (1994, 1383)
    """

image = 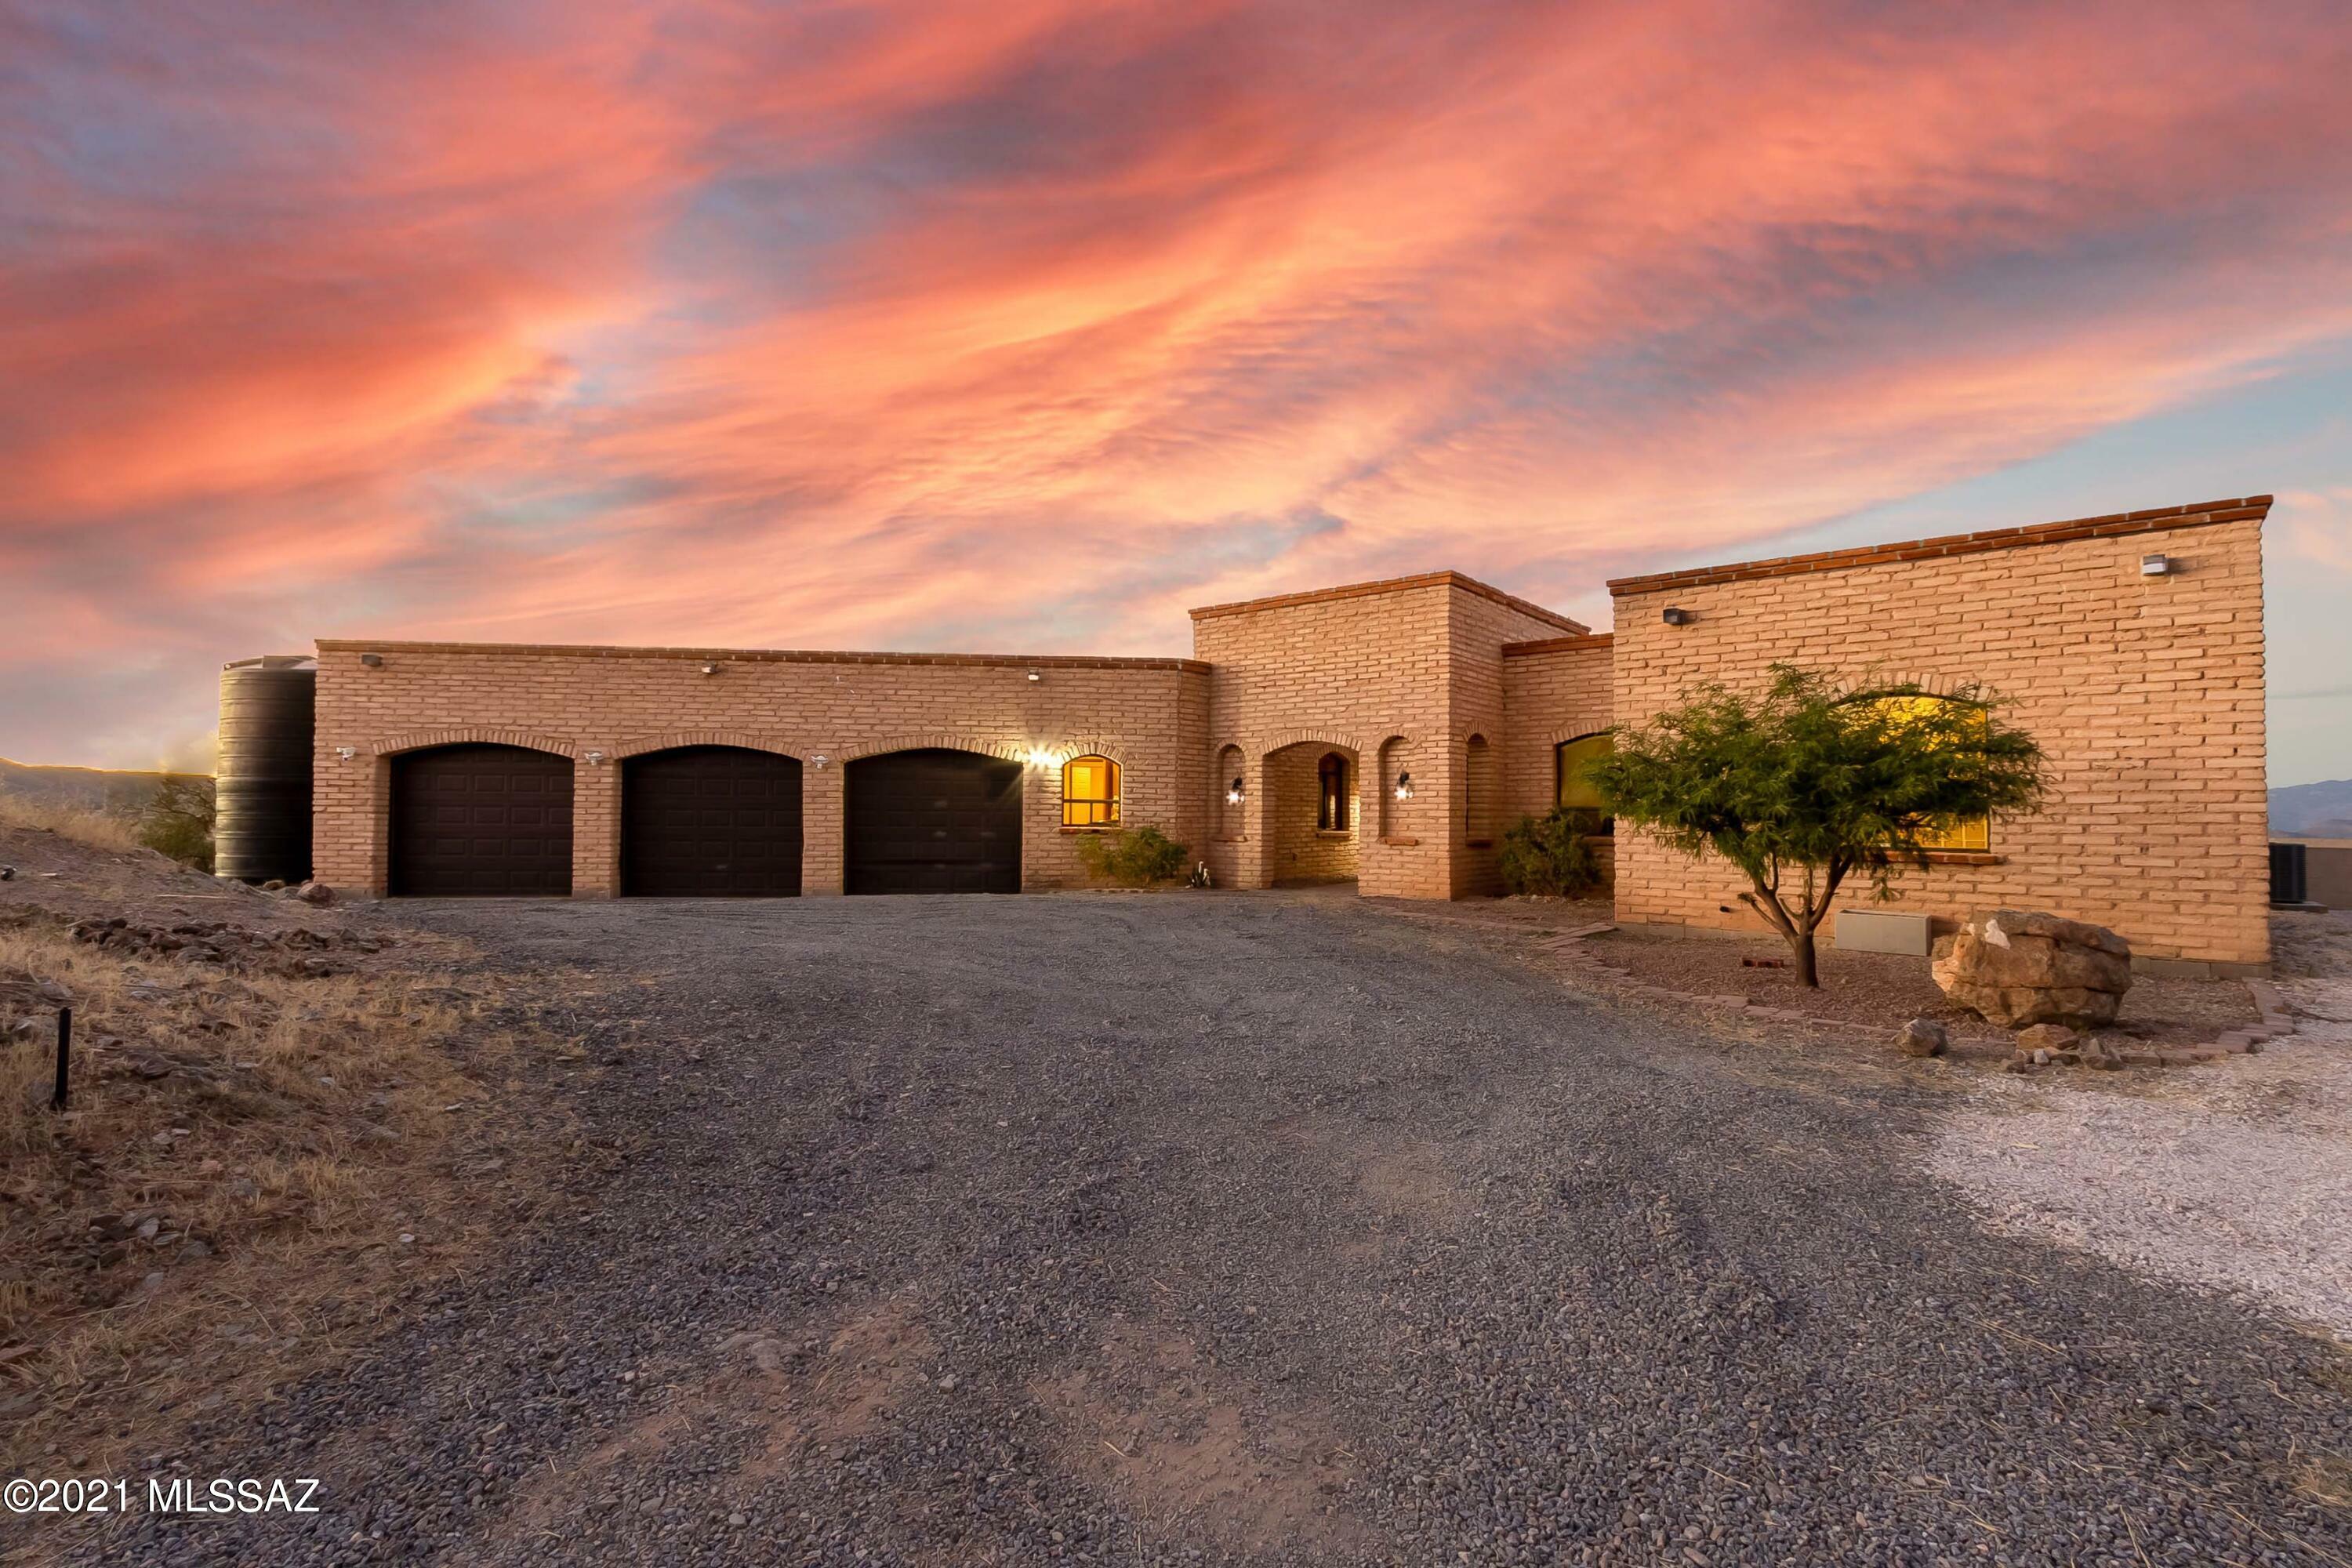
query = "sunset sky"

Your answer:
(4, 1), (2350, 785)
